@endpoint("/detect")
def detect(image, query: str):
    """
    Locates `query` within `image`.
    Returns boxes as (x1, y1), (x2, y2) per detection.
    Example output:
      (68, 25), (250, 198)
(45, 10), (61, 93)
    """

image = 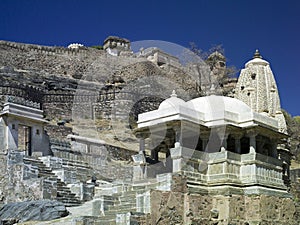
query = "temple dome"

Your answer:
(187, 95), (252, 118)
(158, 90), (185, 110)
